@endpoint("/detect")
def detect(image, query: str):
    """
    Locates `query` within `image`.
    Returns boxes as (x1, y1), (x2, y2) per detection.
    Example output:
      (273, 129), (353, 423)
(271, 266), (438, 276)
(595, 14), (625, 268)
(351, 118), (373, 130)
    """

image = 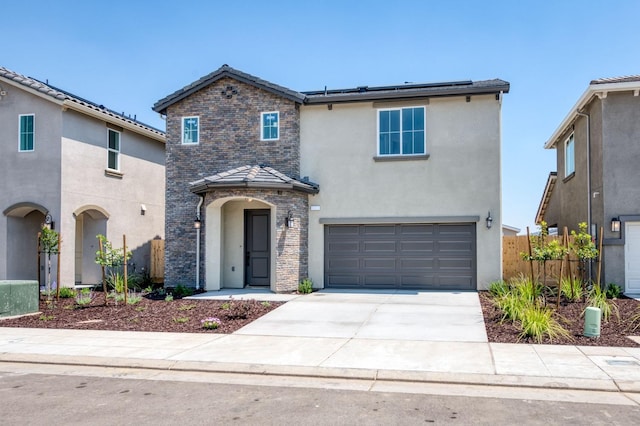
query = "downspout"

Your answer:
(195, 195), (204, 290)
(576, 109), (592, 279)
